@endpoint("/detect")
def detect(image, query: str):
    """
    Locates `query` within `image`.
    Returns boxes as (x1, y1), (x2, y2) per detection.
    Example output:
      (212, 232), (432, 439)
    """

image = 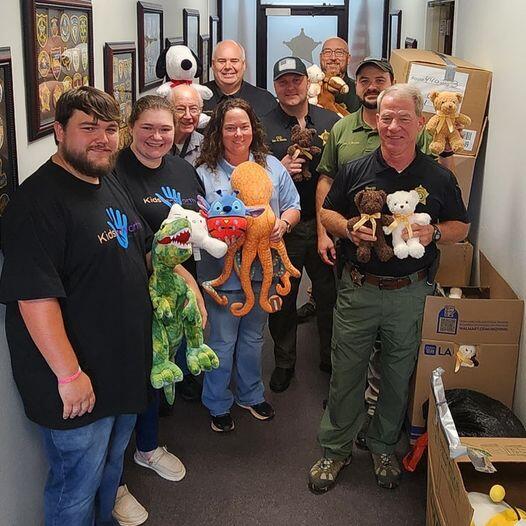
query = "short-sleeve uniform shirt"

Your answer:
(324, 148), (469, 277)
(0, 160), (152, 429)
(260, 103), (339, 220)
